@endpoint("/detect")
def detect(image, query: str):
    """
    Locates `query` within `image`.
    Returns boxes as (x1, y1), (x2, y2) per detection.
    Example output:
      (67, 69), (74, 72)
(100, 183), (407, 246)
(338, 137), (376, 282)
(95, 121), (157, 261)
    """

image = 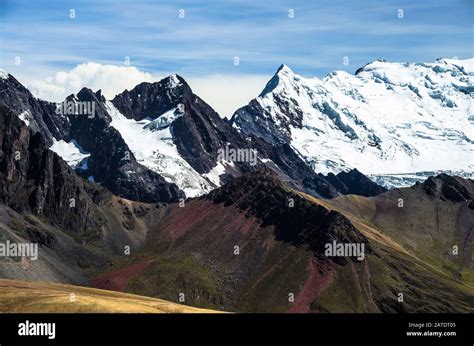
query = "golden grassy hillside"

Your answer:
(0, 279), (221, 313)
